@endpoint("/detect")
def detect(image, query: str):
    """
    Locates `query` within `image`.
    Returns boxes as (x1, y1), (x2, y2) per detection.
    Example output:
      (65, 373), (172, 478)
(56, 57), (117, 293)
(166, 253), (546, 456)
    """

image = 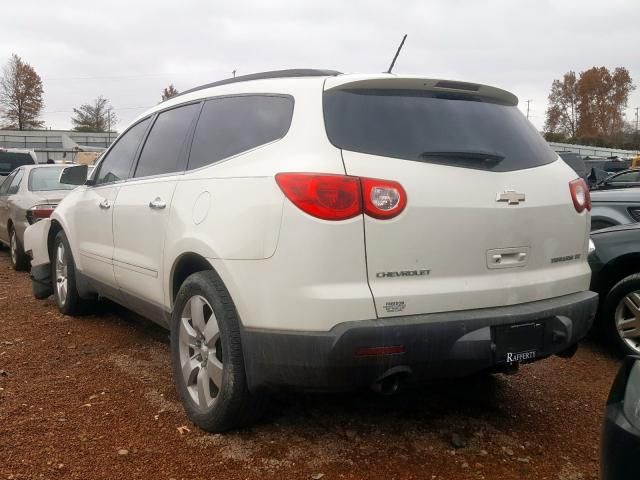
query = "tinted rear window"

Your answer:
(323, 89), (556, 172)
(0, 151), (34, 174)
(187, 95), (294, 171)
(29, 167), (76, 191)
